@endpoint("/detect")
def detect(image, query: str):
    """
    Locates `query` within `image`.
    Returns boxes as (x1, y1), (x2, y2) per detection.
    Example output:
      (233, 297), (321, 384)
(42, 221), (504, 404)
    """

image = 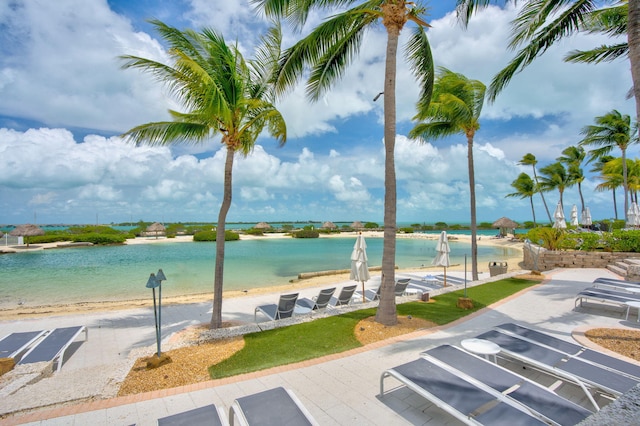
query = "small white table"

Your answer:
(403, 288), (421, 299)
(625, 301), (640, 322)
(461, 338), (501, 363)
